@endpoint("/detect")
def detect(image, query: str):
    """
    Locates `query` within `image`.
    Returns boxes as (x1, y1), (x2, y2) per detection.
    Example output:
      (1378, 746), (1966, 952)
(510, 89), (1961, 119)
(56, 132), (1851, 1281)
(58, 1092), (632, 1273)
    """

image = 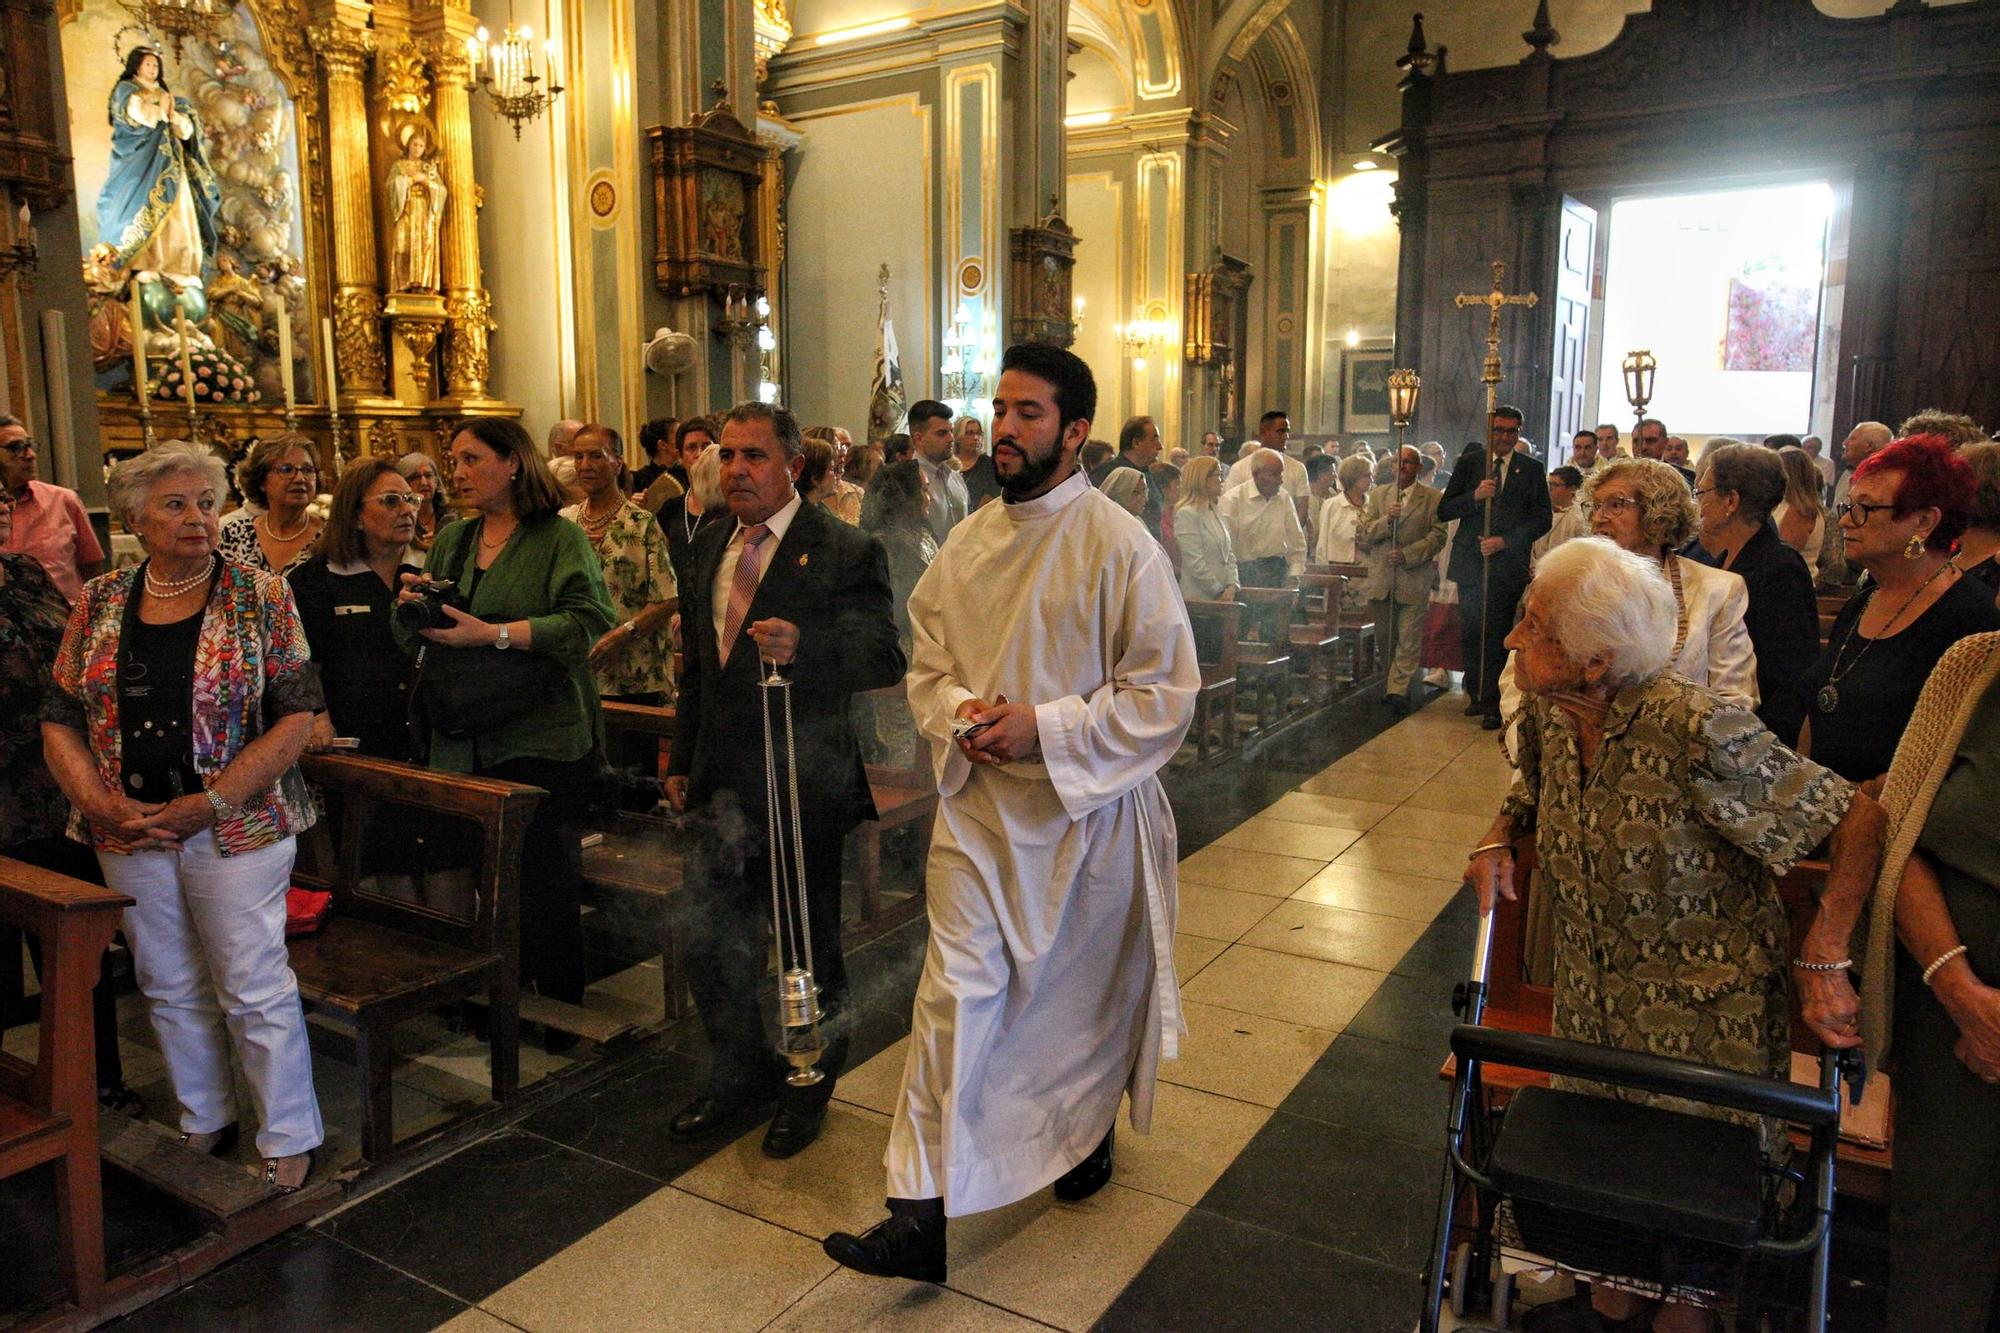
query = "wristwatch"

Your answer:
(495, 625), (513, 650)
(205, 788), (239, 822)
